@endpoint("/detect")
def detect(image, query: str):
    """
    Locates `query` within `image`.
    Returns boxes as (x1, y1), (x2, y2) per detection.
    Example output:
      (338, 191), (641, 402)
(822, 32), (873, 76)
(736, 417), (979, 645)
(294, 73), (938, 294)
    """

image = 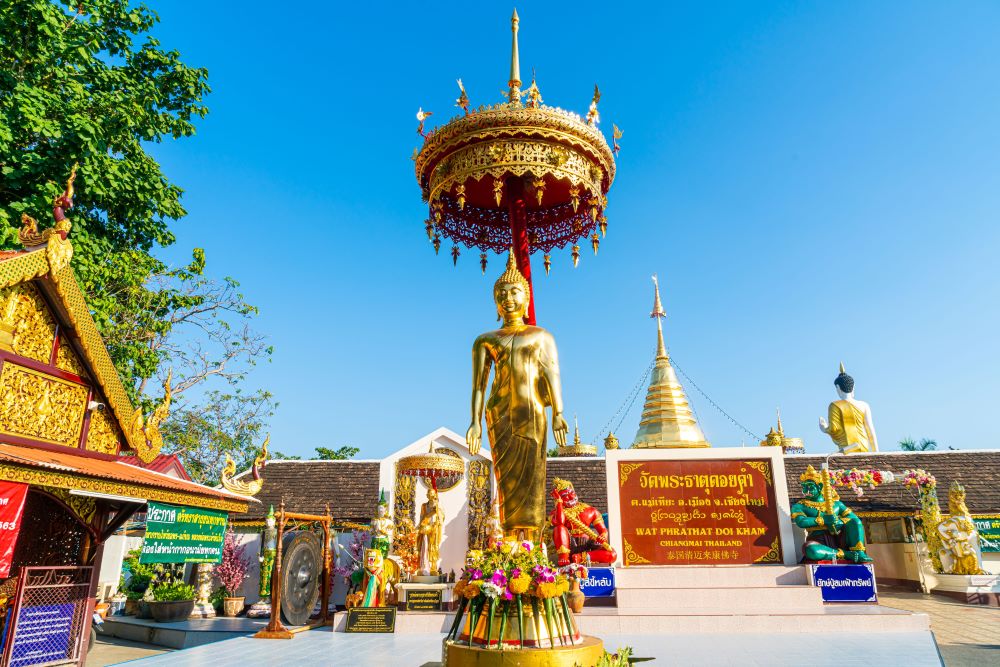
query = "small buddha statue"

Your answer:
(370, 491), (393, 557)
(937, 482), (987, 575)
(819, 363), (879, 454)
(416, 488), (445, 576)
(466, 250), (569, 543)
